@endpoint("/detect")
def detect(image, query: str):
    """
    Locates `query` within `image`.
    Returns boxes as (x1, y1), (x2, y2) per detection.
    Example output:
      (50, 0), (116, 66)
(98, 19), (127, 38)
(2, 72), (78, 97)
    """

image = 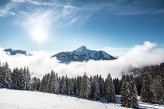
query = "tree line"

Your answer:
(0, 62), (164, 108)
